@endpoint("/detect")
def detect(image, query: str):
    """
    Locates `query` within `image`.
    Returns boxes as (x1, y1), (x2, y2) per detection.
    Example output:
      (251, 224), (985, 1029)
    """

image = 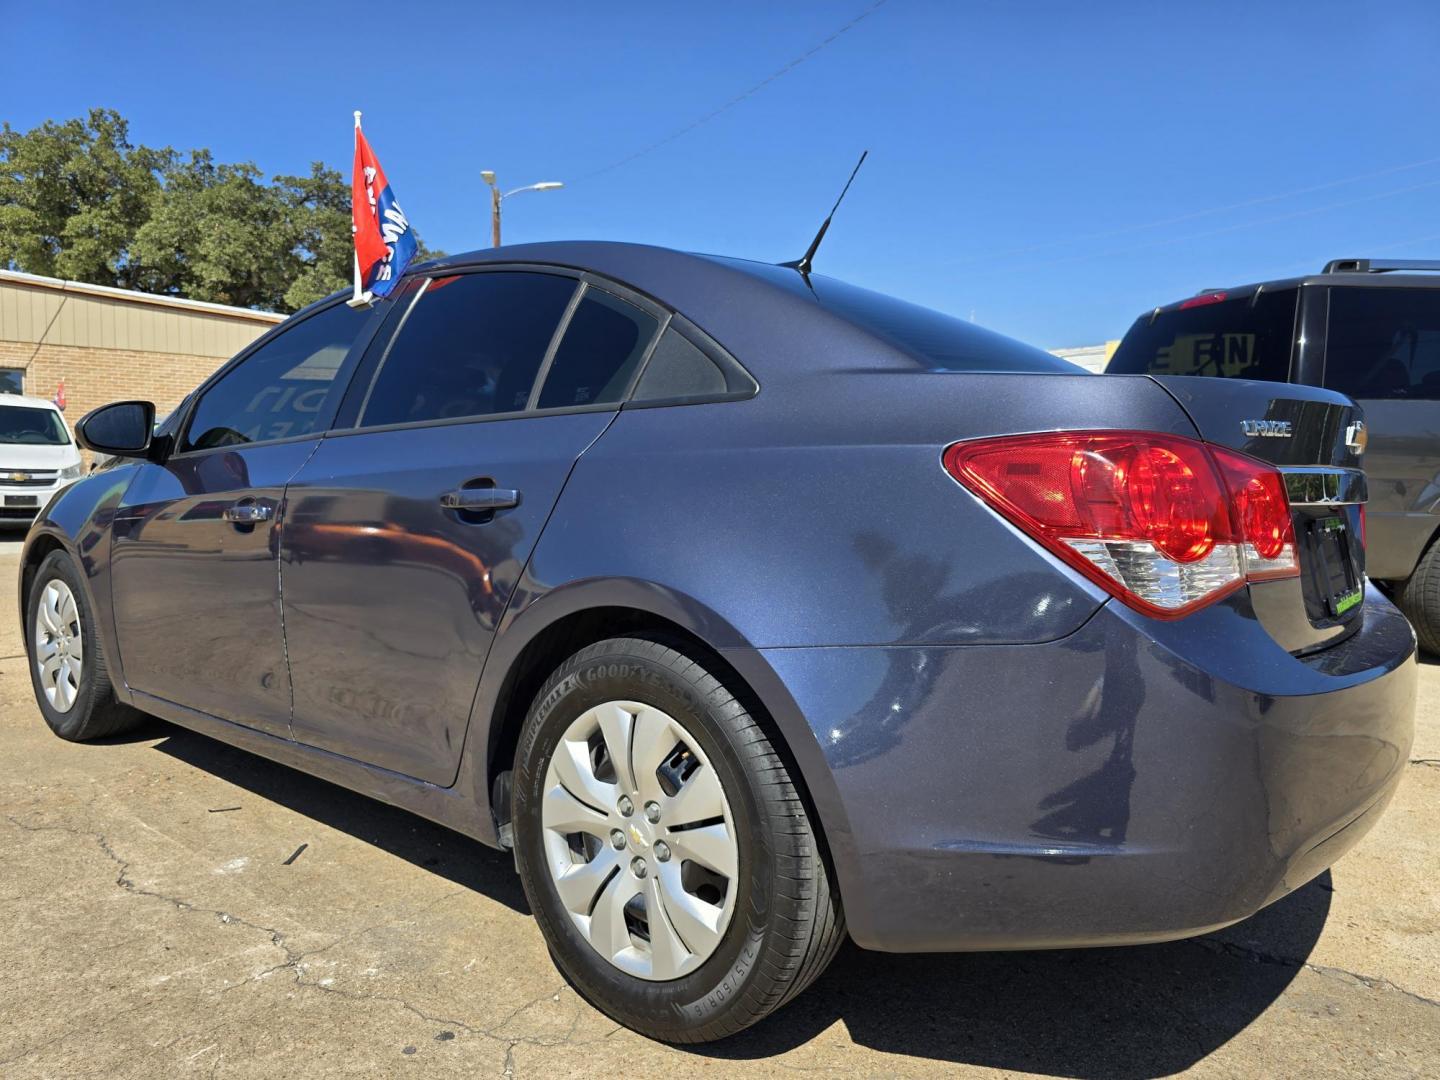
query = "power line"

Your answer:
(577, 1), (890, 182)
(951, 154), (1440, 265)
